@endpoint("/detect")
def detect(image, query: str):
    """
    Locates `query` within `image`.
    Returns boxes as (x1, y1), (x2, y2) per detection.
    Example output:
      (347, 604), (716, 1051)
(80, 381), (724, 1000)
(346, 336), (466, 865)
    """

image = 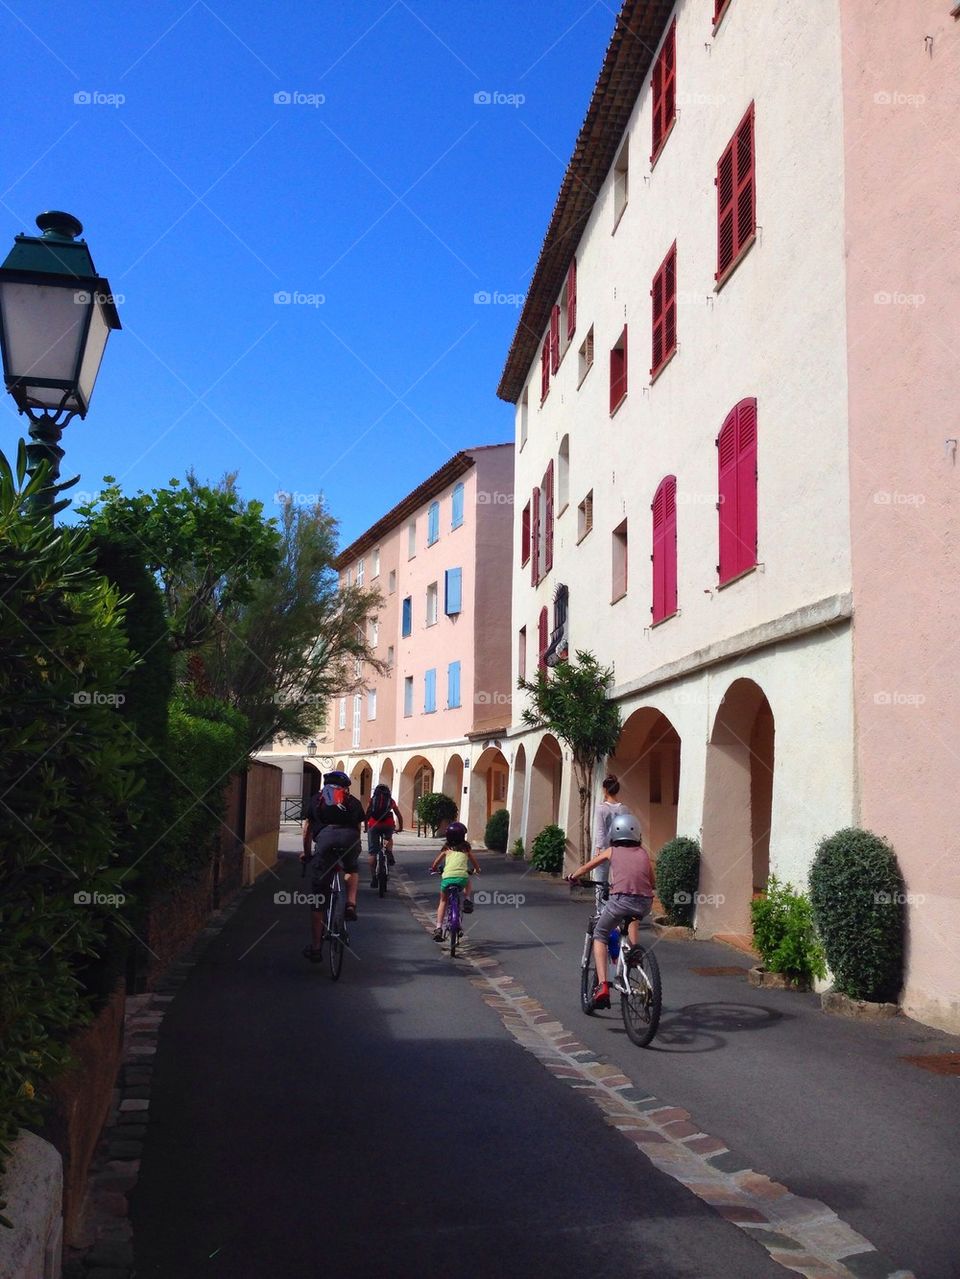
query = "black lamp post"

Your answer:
(0, 211), (121, 517)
